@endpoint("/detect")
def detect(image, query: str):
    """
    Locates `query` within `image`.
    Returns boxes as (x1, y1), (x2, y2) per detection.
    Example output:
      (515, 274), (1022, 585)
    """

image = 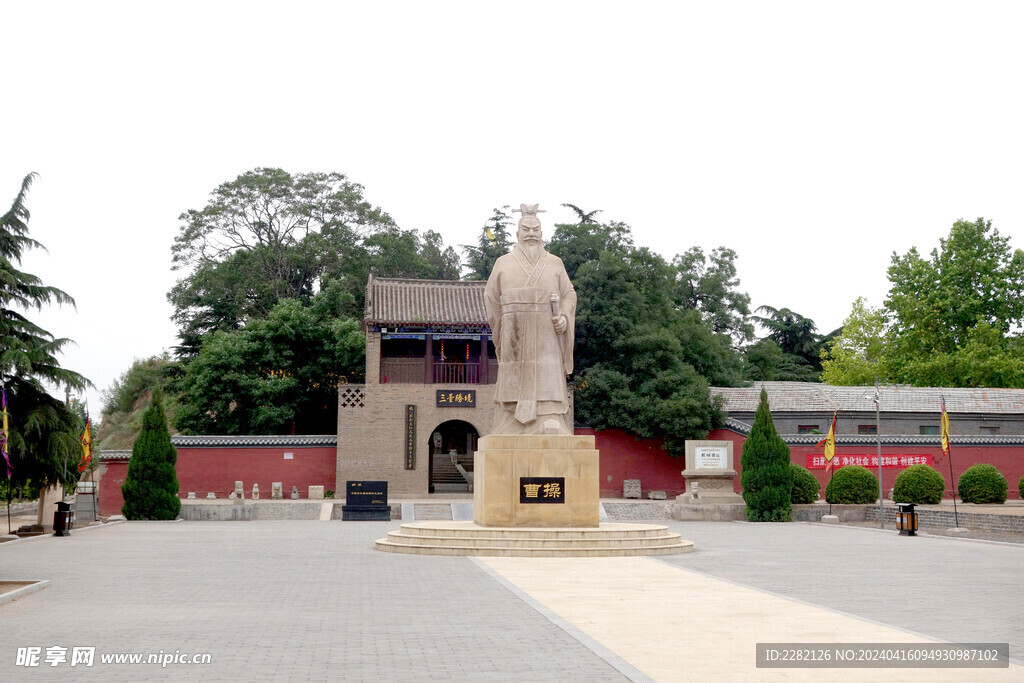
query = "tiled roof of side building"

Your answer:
(712, 381), (1024, 414)
(364, 274), (488, 326)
